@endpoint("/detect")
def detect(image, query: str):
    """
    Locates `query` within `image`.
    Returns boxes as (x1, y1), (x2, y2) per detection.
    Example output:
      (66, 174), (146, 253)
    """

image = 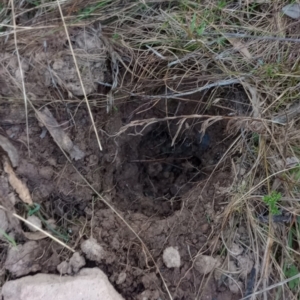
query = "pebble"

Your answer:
(163, 247), (181, 268)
